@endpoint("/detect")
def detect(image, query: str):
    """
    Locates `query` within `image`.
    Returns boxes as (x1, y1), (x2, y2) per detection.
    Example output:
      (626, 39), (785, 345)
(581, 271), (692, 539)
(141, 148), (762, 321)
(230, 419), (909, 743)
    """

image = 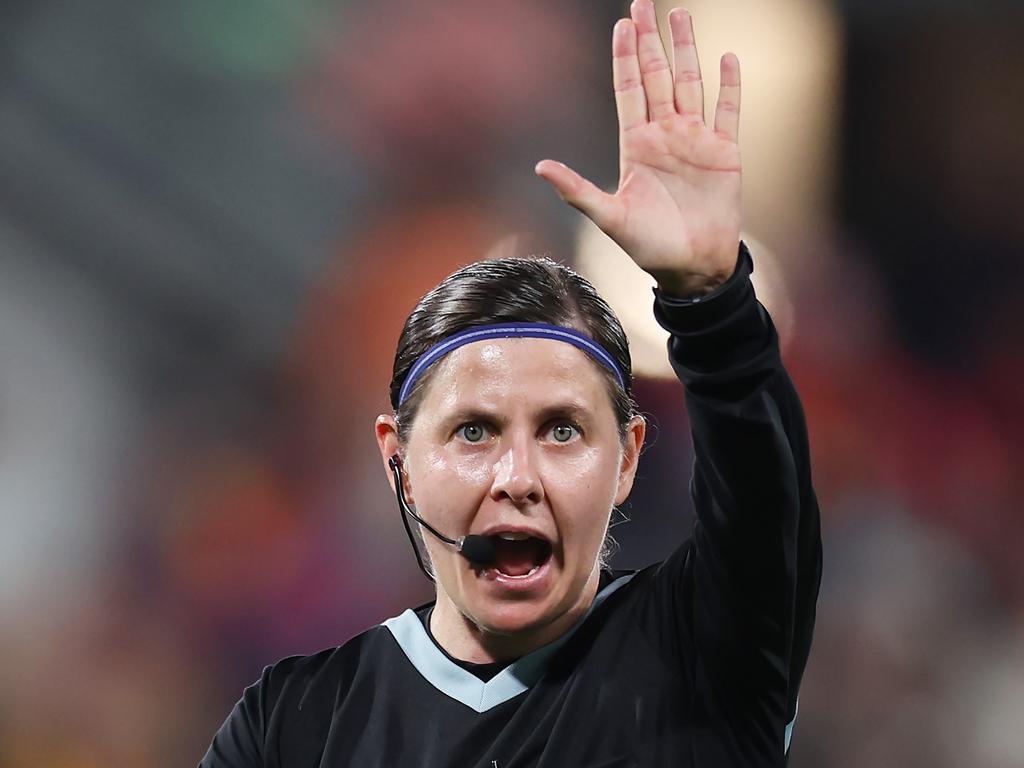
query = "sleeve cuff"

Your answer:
(652, 242), (777, 376)
(652, 242), (753, 325)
